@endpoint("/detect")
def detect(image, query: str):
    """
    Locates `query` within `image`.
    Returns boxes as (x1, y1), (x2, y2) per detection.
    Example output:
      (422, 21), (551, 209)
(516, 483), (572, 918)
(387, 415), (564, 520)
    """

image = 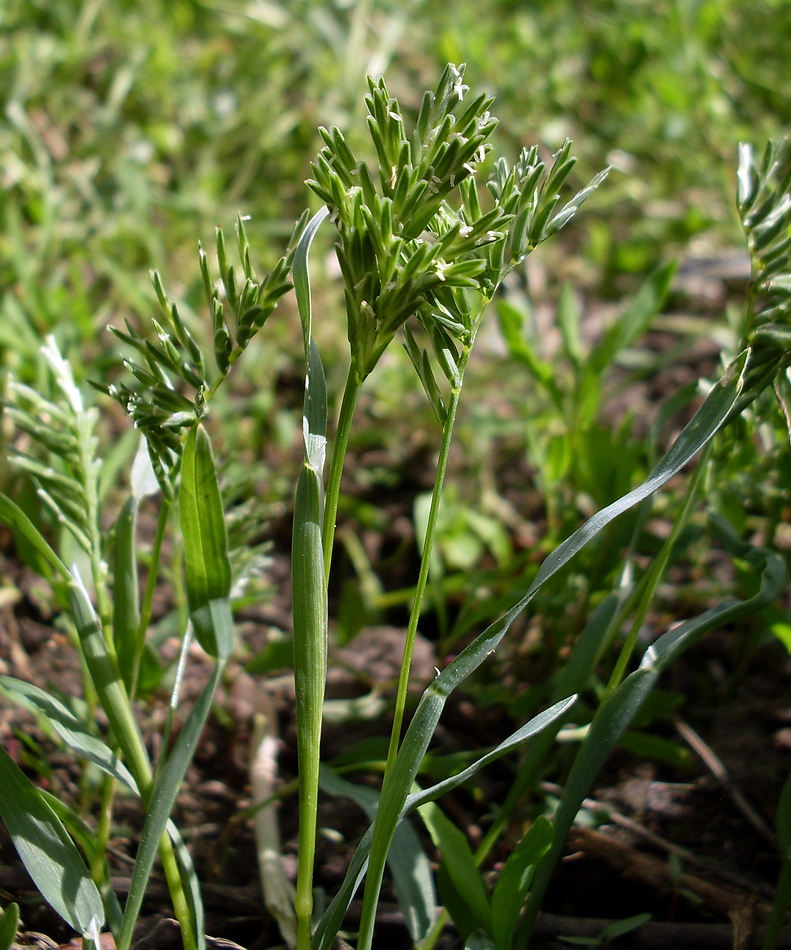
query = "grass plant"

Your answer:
(0, 55), (790, 950)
